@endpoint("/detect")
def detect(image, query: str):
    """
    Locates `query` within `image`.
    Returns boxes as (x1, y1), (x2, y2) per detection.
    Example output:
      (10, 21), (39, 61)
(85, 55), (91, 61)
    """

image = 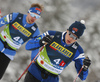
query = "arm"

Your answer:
(25, 37), (41, 50)
(74, 55), (89, 80)
(73, 45), (89, 80)
(25, 30), (56, 50)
